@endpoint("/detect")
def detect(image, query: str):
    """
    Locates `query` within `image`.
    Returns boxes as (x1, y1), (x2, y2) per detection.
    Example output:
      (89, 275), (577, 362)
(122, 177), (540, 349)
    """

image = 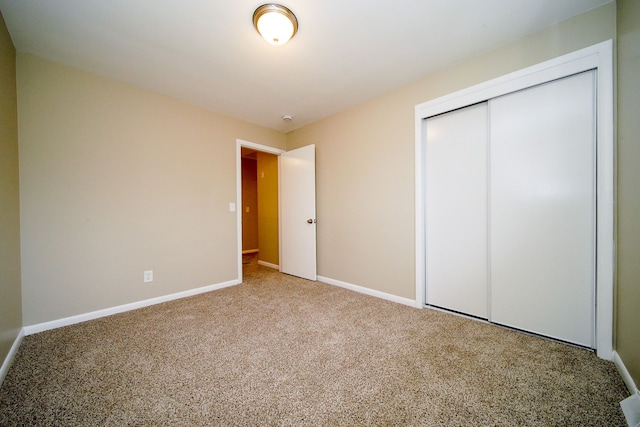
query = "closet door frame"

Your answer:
(414, 40), (614, 360)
